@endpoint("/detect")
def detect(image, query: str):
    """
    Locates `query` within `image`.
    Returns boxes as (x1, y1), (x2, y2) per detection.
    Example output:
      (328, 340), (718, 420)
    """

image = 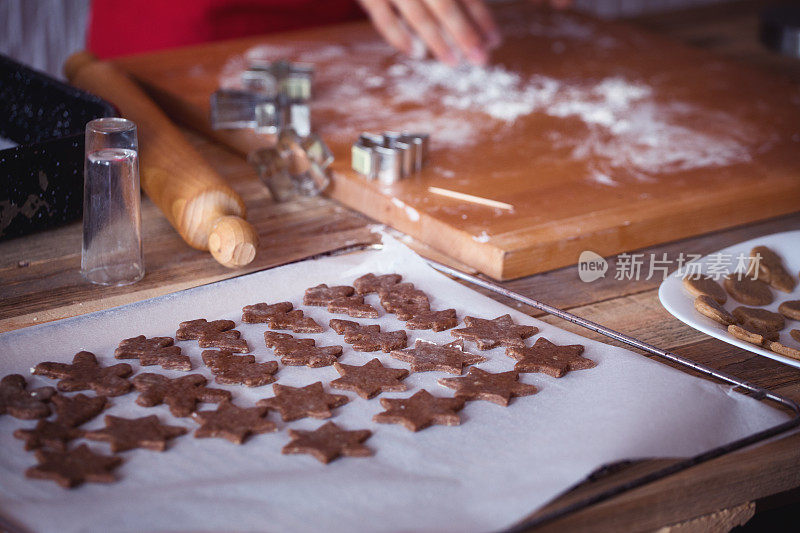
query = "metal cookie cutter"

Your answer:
(248, 129), (333, 202)
(210, 59), (313, 137)
(351, 132), (429, 184)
